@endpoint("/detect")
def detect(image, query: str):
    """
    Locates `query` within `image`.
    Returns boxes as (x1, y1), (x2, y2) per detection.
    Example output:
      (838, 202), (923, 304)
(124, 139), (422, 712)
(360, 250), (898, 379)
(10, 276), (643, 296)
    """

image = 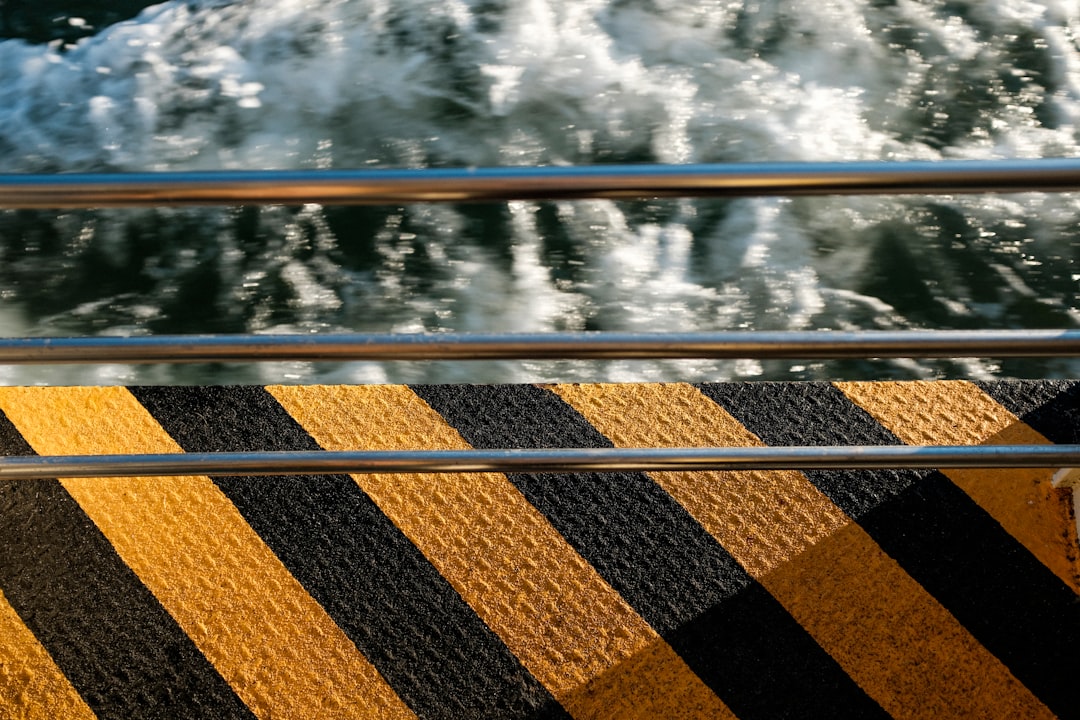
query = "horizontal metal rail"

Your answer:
(3, 159), (1080, 208)
(0, 329), (1078, 363)
(0, 445), (1076, 480)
